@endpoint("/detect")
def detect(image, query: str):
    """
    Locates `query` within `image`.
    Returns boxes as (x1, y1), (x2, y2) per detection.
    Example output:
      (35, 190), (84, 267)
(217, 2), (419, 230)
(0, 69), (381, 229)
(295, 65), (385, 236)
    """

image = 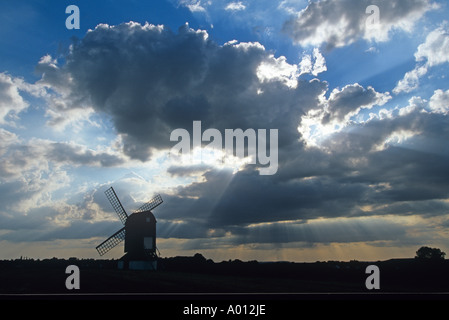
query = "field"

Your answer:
(1, 255), (449, 297)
